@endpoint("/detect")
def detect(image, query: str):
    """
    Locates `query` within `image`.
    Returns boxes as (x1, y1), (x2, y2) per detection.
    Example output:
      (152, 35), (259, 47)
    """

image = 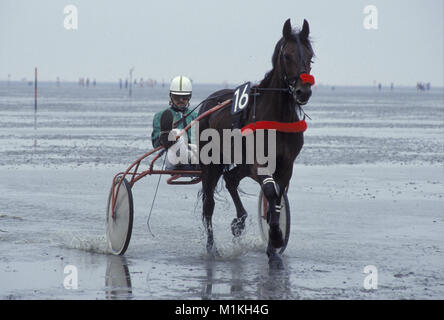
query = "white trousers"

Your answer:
(165, 129), (198, 169)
